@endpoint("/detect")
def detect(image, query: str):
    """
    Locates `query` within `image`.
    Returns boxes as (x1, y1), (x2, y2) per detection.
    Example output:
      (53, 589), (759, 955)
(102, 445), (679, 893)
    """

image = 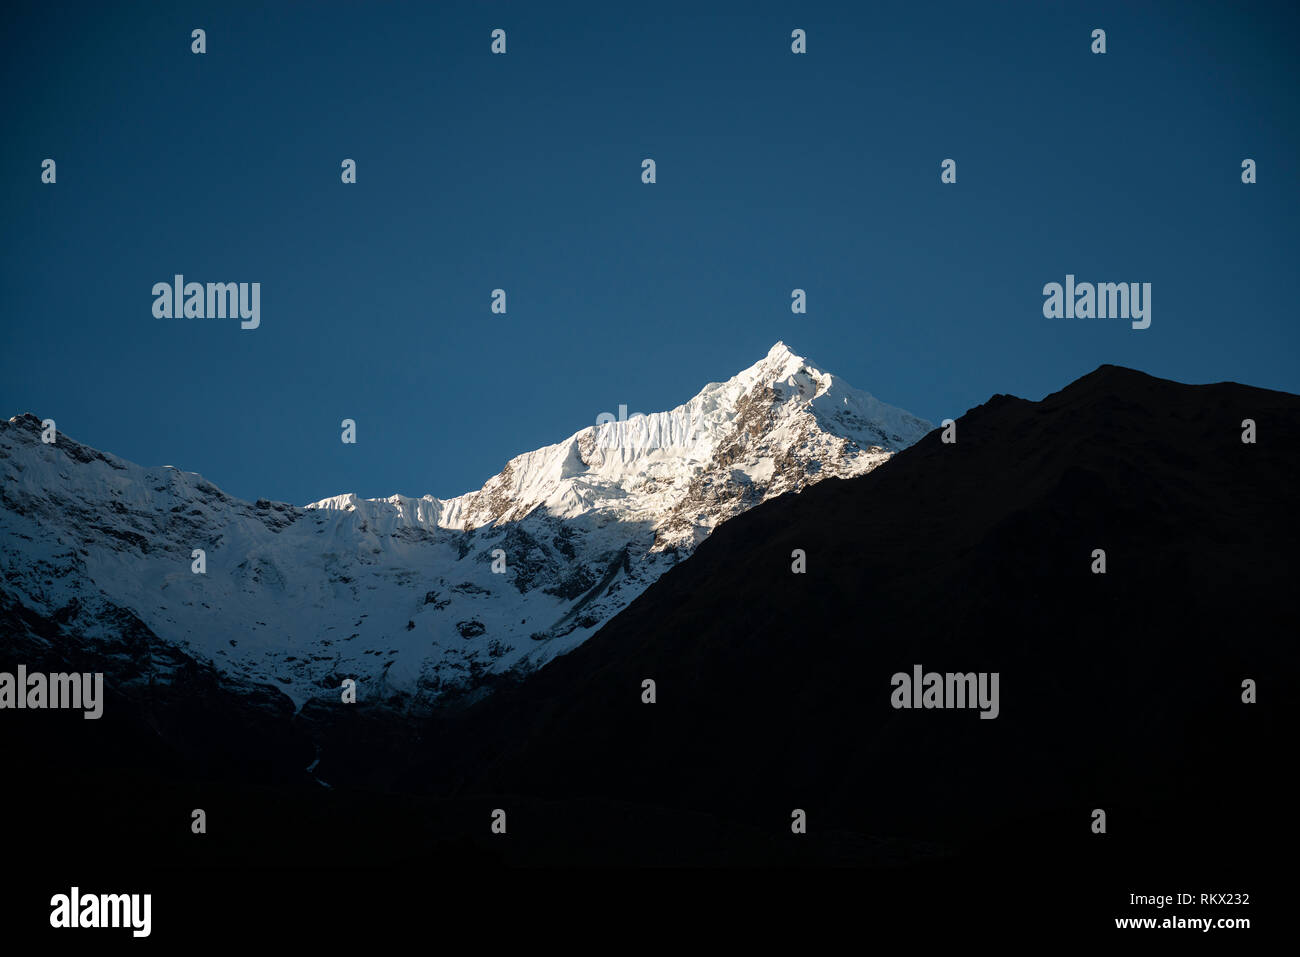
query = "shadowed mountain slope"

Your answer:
(401, 365), (1297, 863)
